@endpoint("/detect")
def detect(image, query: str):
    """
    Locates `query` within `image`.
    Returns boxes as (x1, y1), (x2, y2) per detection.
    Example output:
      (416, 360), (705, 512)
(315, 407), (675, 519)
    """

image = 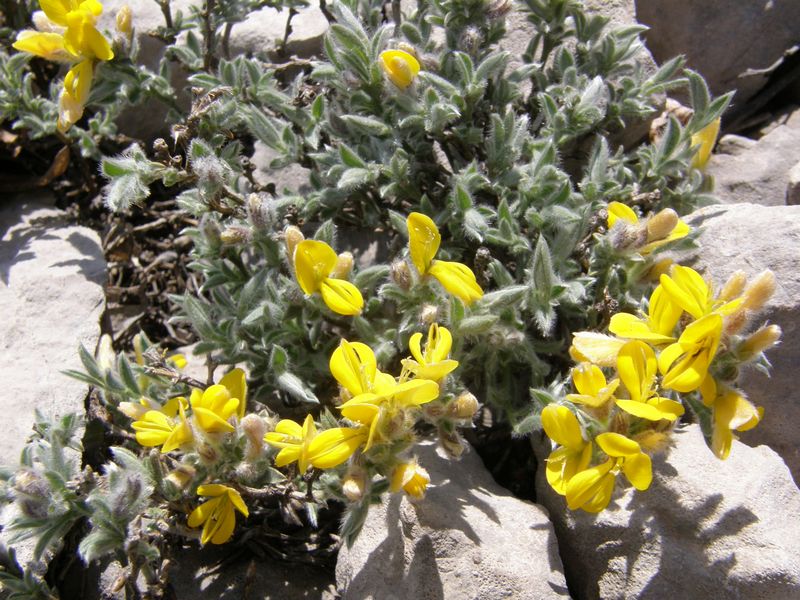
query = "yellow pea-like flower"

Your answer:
(187, 484), (248, 545)
(390, 460), (430, 499)
(293, 240), (364, 316)
(615, 341), (685, 422)
(406, 212), (483, 305)
(401, 323), (459, 382)
(609, 284), (681, 344)
(131, 401), (193, 453)
(565, 363), (619, 408)
(378, 49), (421, 89)
(190, 368), (247, 432)
(658, 313), (723, 393)
(690, 118), (721, 170)
(699, 377), (763, 460)
(659, 265), (742, 321)
(606, 201), (690, 255)
(541, 405), (592, 495)
(565, 432), (652, 513)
